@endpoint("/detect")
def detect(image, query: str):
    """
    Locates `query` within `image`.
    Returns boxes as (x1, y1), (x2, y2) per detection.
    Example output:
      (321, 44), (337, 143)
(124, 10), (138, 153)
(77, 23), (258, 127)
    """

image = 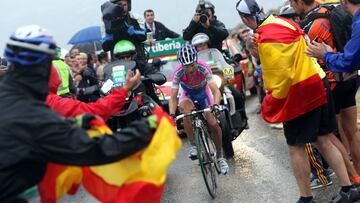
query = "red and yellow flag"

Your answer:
(38, 108), (181, 203)
(38, 119), (111, 203)
(82, 107), (182, 203)
(257, 15), (328, 123)
(38, 164), (82, 203)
